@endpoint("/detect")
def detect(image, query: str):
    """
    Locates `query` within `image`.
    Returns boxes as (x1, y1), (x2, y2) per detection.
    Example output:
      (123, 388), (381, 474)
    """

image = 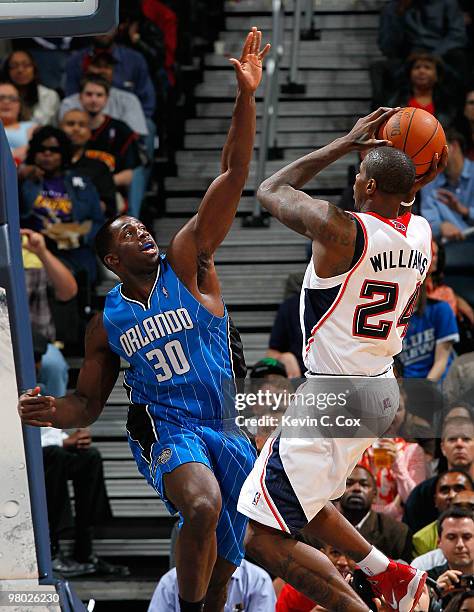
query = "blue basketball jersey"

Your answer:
(103, 254), (237, 424)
